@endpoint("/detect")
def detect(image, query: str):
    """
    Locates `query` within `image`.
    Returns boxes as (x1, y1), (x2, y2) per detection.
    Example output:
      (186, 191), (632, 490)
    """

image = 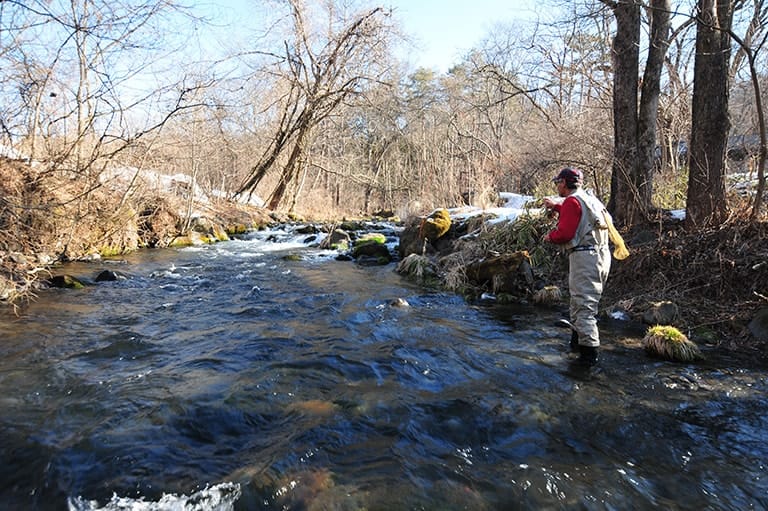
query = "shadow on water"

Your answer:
(0, 229), (767, 510)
